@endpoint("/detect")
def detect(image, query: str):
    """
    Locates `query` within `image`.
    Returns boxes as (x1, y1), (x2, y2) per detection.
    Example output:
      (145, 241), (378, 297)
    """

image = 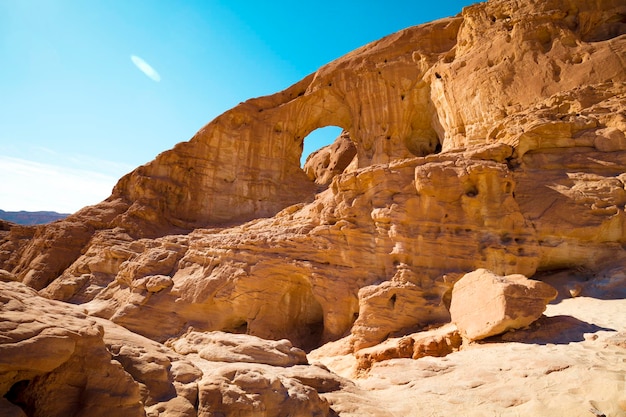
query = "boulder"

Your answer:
(355, 323), (462, 371)
(450, 269), (558, 341)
